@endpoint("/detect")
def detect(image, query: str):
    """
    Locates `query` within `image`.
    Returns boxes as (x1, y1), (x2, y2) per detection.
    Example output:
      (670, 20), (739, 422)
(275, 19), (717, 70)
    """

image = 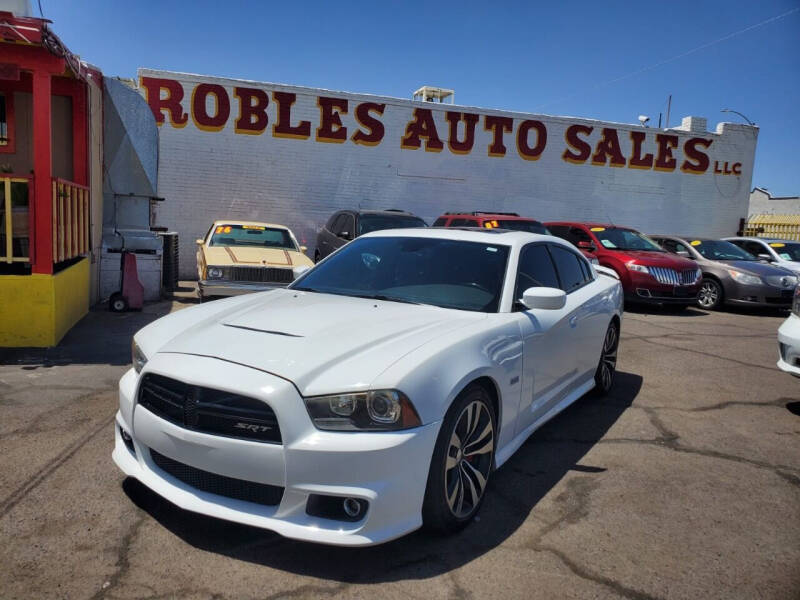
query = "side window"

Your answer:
(330, 214), (346, 235)
(0, 92), (15, 153)
(548, 225), (569, 240)
(515, 244), (560, 305)
(745, 241), (765, 257)
(673, 241), (691, 255)
(341, 213), (355, 237)
(433, 217), (447, 226)
(569, 227), (592, 246)
(660, 239), (678, 253)
(450, 218), (472, 226)
(549, 245), (588, 292)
